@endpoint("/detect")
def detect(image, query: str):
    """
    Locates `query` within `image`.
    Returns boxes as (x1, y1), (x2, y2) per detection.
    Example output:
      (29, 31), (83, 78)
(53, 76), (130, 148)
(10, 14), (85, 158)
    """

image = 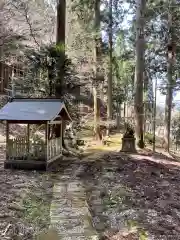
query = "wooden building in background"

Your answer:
(0, 62), (12, 94)
(0, 60), (24, 95)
